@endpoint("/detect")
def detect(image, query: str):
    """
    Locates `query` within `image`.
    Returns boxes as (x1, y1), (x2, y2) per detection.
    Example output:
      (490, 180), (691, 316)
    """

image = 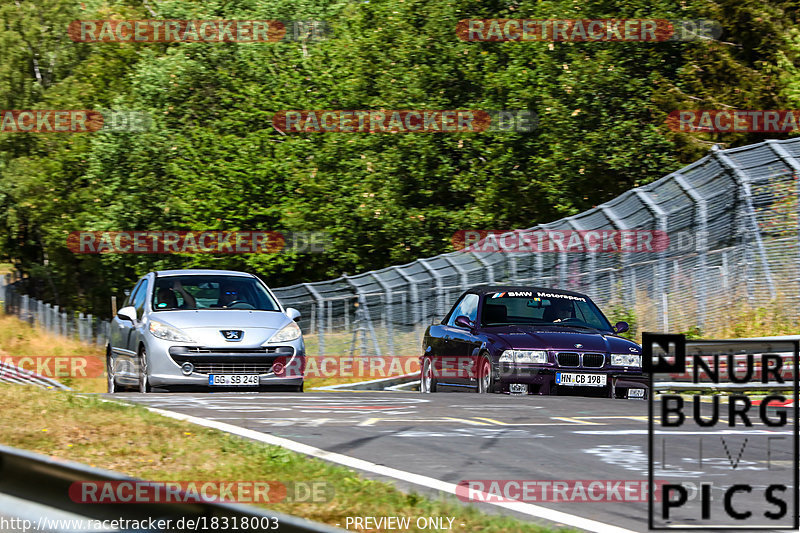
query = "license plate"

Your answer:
(555, 372), (607, 387)
(509, 383), (528, 394)
(628, 388), (646, 399)
(209, 374), (259, 386)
